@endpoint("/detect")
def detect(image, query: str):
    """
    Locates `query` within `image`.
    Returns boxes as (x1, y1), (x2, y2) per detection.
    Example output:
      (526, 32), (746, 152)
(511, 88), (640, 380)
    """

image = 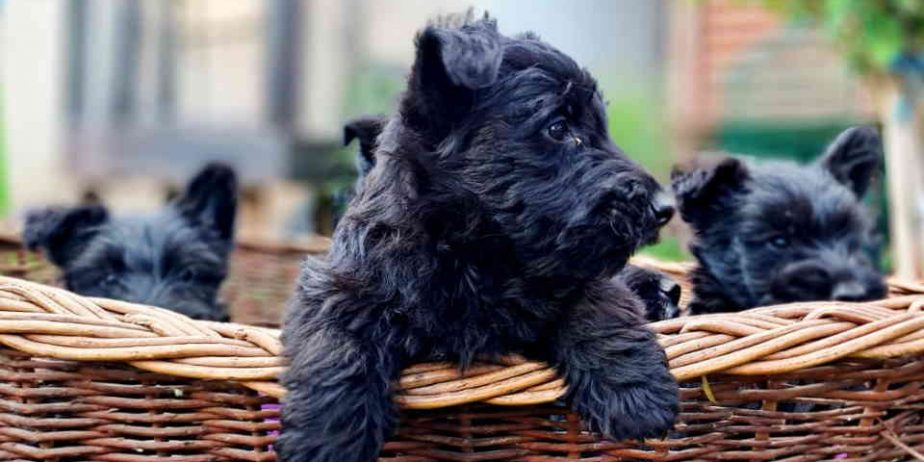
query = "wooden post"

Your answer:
(875, 76), (924, 279)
